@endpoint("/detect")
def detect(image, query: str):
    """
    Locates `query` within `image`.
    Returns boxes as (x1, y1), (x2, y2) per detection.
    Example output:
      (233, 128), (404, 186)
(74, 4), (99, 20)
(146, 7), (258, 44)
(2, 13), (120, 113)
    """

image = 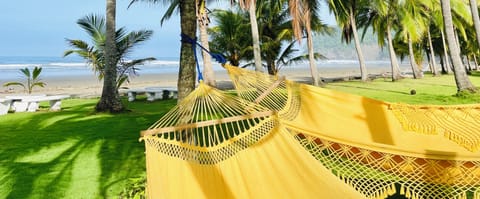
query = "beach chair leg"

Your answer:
(128, 92), (137, 102)
(49, 100), (62, 111)
(153, 91), (164, 100)
(146, 92), (155, 101)
(27, 102), (39, 112)
(12, 101), (28, 112)
(0, 101), (11, 115)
